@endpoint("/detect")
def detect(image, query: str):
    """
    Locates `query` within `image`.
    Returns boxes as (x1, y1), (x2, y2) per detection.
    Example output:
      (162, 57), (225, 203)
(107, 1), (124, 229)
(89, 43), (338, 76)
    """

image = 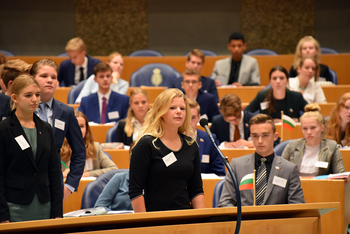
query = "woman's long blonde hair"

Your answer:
(325, 92), (350, 146)
(133, 88), (194, 148)
(60, 111), (96, 160)
(124, 88), (149, 137)
(293, 36), (321, 70)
